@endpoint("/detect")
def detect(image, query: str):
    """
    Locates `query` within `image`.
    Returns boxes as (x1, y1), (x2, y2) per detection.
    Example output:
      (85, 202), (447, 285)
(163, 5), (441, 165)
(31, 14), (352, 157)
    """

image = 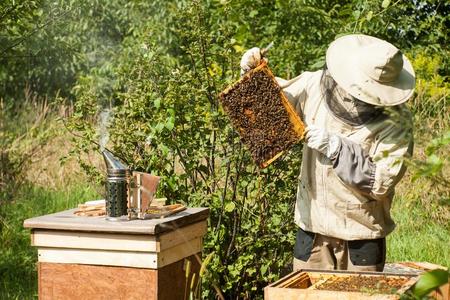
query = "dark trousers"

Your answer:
(293, 228), (386, 271)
